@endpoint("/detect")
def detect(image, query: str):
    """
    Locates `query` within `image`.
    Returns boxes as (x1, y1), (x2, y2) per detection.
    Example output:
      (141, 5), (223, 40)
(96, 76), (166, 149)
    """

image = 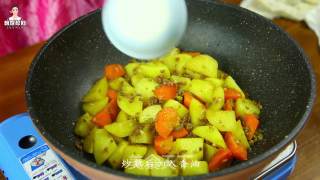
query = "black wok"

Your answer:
(26, 0), (316, 179)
